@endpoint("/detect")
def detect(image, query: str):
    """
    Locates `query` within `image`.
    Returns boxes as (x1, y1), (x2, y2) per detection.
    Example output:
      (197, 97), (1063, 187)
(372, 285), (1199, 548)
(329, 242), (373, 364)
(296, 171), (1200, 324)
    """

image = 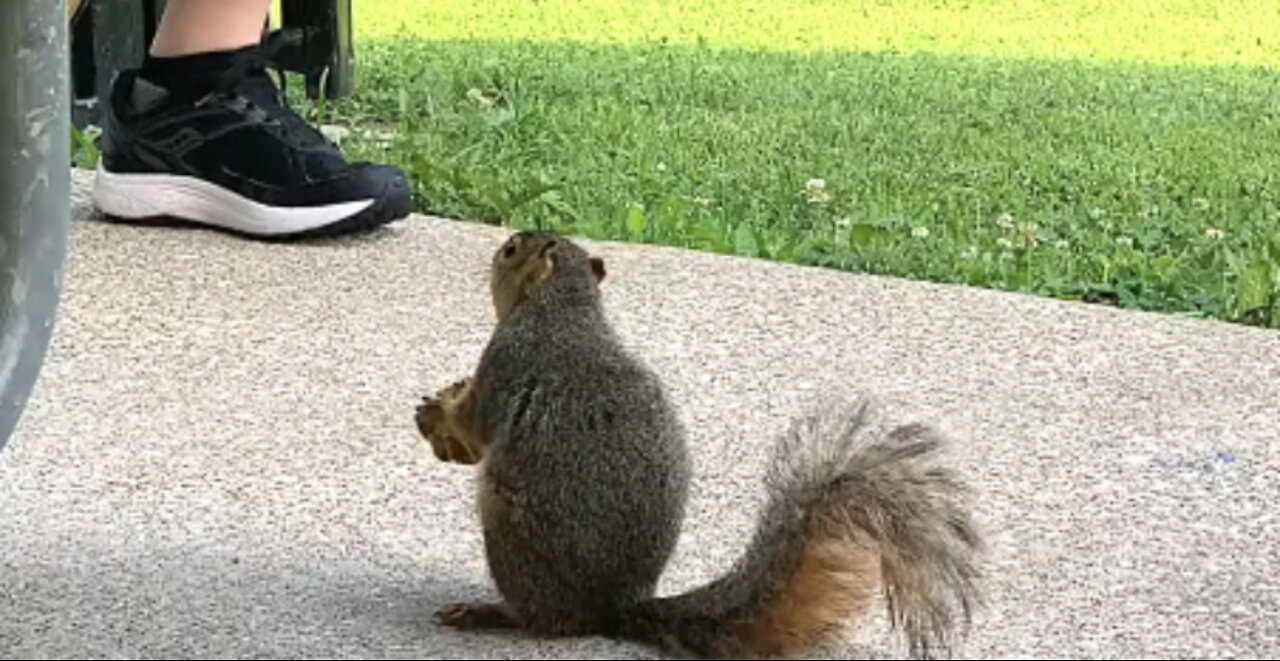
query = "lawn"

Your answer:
(312, 0), (1280, 327)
